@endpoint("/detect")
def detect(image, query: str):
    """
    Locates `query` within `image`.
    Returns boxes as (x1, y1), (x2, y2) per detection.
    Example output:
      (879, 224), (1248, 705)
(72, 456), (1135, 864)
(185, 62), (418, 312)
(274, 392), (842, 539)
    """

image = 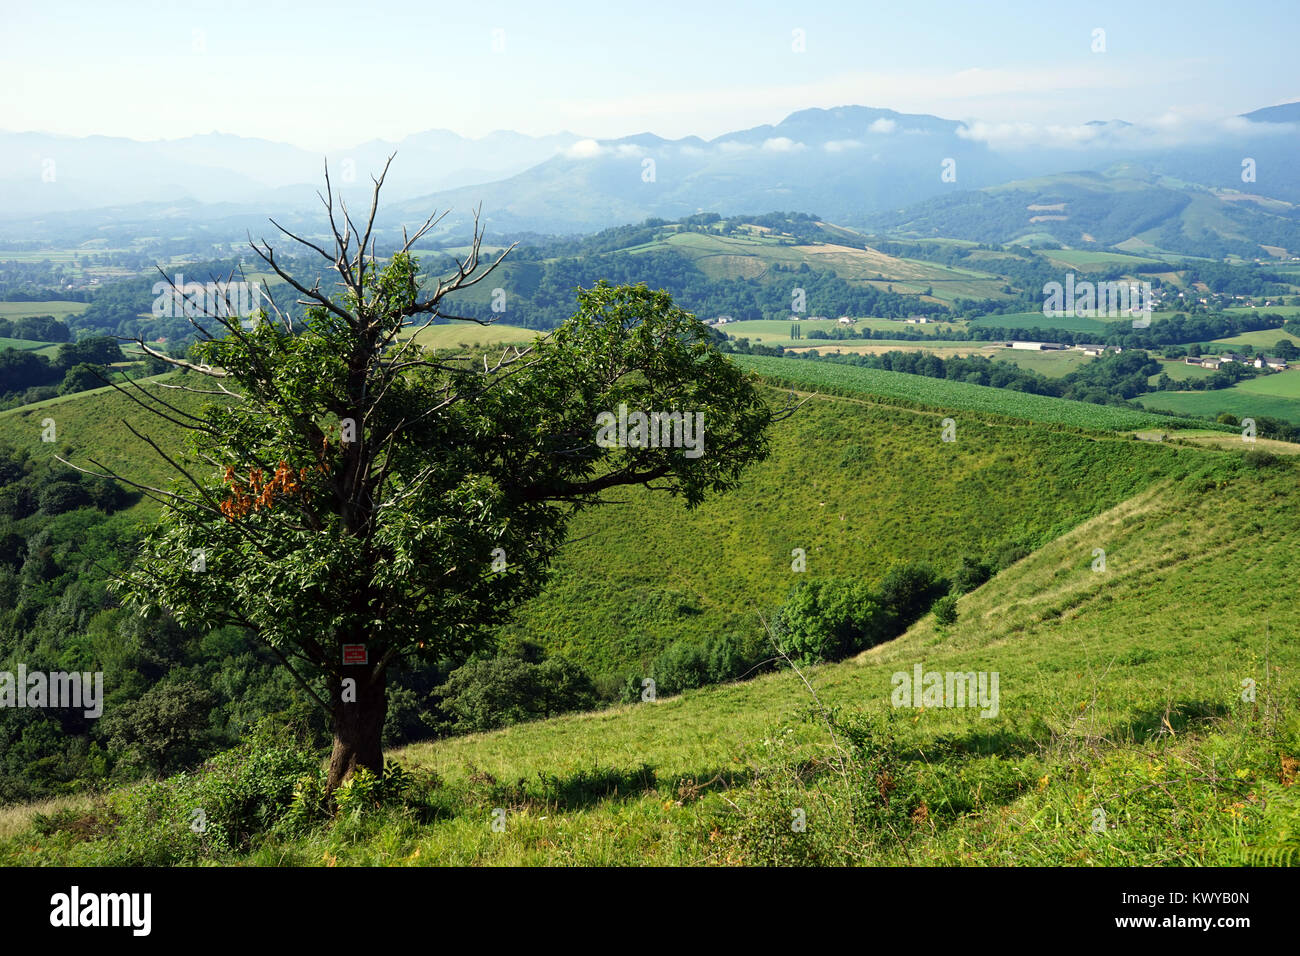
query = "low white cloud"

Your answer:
(954, 111), (1289, 151)
(564, 138), (603, 158)
(717, 140), (753, 152)
(868, 118), (896, 133)
(762, 136), (805, 152)
(824, 139), (863, 152)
